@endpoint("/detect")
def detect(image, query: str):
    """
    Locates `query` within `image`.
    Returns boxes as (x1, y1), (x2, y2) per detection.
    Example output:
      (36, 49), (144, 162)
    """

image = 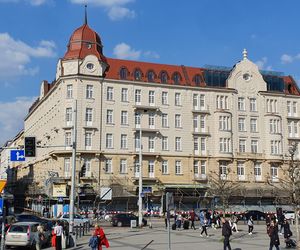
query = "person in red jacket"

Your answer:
(94, 224), (109, 250)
